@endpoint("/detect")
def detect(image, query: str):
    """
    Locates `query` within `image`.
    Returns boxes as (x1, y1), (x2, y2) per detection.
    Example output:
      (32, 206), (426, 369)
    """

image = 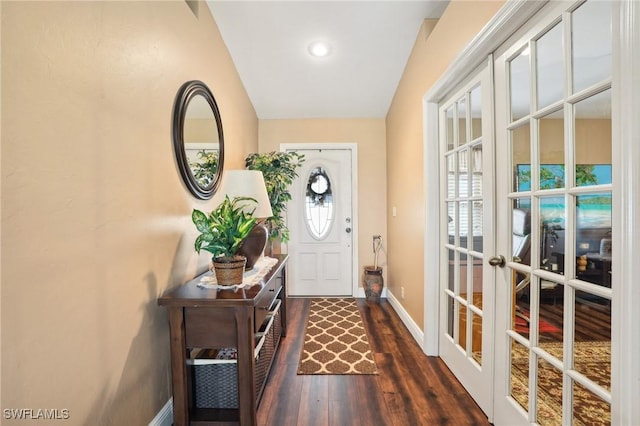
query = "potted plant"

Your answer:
(245, 151), (305, 249)
(192, 195), (257, 285)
